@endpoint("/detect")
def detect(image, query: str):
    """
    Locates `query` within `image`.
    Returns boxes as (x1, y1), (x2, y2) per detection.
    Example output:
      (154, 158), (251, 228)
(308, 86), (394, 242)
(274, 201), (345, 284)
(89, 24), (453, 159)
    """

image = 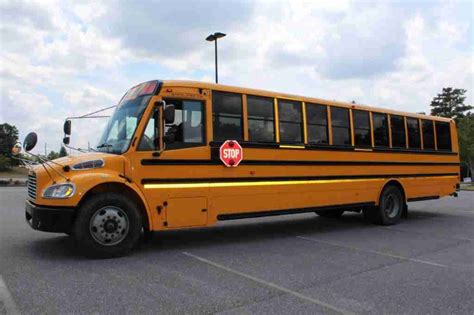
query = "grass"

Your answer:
(461, 184), (474, 191)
